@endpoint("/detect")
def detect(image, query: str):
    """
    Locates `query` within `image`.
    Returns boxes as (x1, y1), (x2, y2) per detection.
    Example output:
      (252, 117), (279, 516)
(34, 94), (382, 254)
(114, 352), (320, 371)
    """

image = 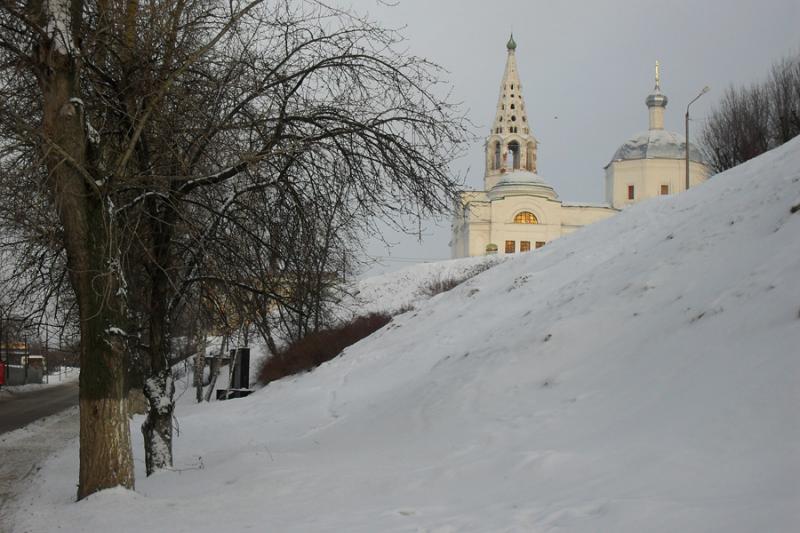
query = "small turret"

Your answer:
(646, 60), (668, 130)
